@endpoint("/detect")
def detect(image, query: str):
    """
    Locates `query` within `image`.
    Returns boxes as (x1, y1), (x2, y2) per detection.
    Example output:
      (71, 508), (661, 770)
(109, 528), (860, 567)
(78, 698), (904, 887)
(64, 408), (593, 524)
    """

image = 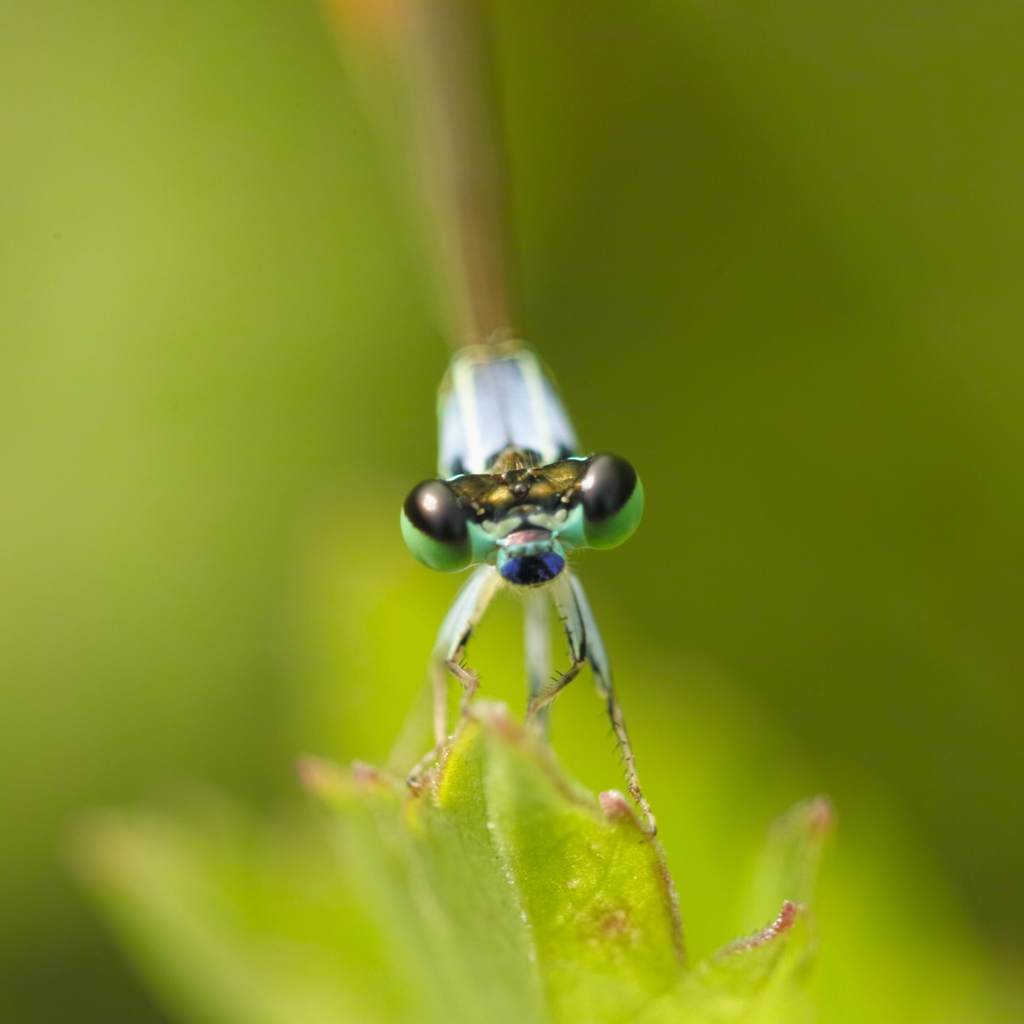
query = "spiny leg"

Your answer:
(407, 564), (501, 786)
(554, 572), (657, 835)
(437, 564), (502, 729)
(525, 572), (587, 730)
(523, 589), (553, 736)
(525, 661), (582, 733)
